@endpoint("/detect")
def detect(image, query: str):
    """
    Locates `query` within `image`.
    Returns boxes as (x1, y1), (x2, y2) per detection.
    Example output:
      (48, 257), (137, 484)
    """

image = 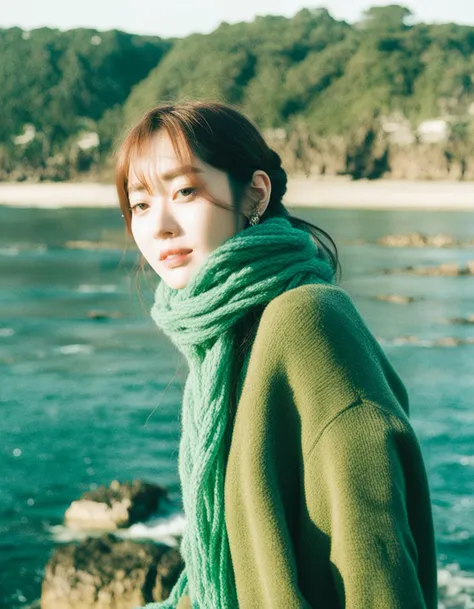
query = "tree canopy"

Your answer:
(1, 5), (473, 180)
